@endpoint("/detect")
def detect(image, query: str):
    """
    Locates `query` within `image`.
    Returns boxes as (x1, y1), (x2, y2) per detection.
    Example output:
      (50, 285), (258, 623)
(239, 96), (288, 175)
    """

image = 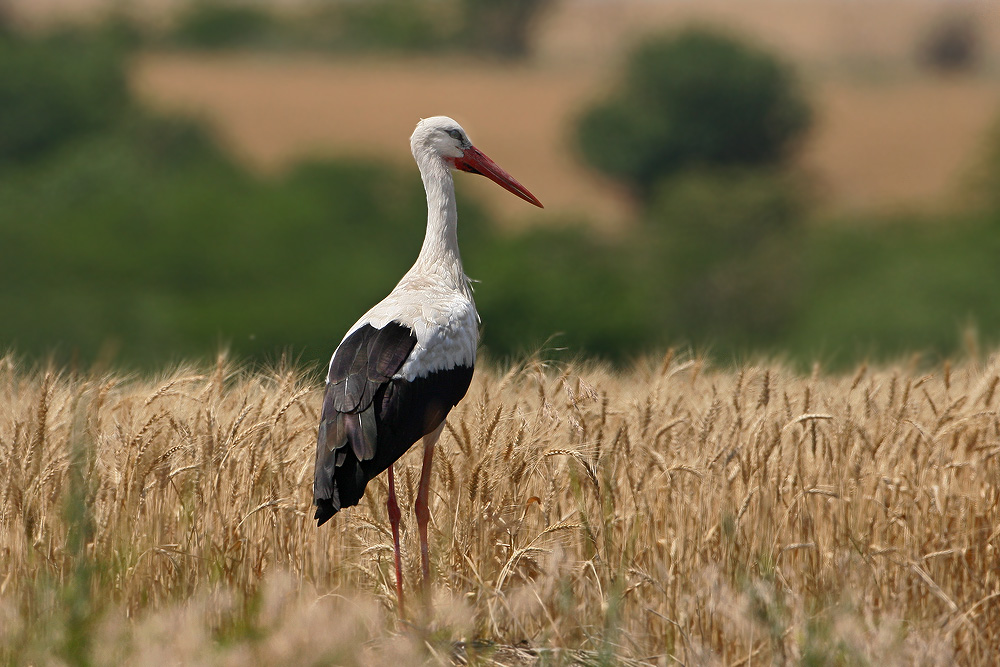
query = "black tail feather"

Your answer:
(315, 500), (337, 526)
